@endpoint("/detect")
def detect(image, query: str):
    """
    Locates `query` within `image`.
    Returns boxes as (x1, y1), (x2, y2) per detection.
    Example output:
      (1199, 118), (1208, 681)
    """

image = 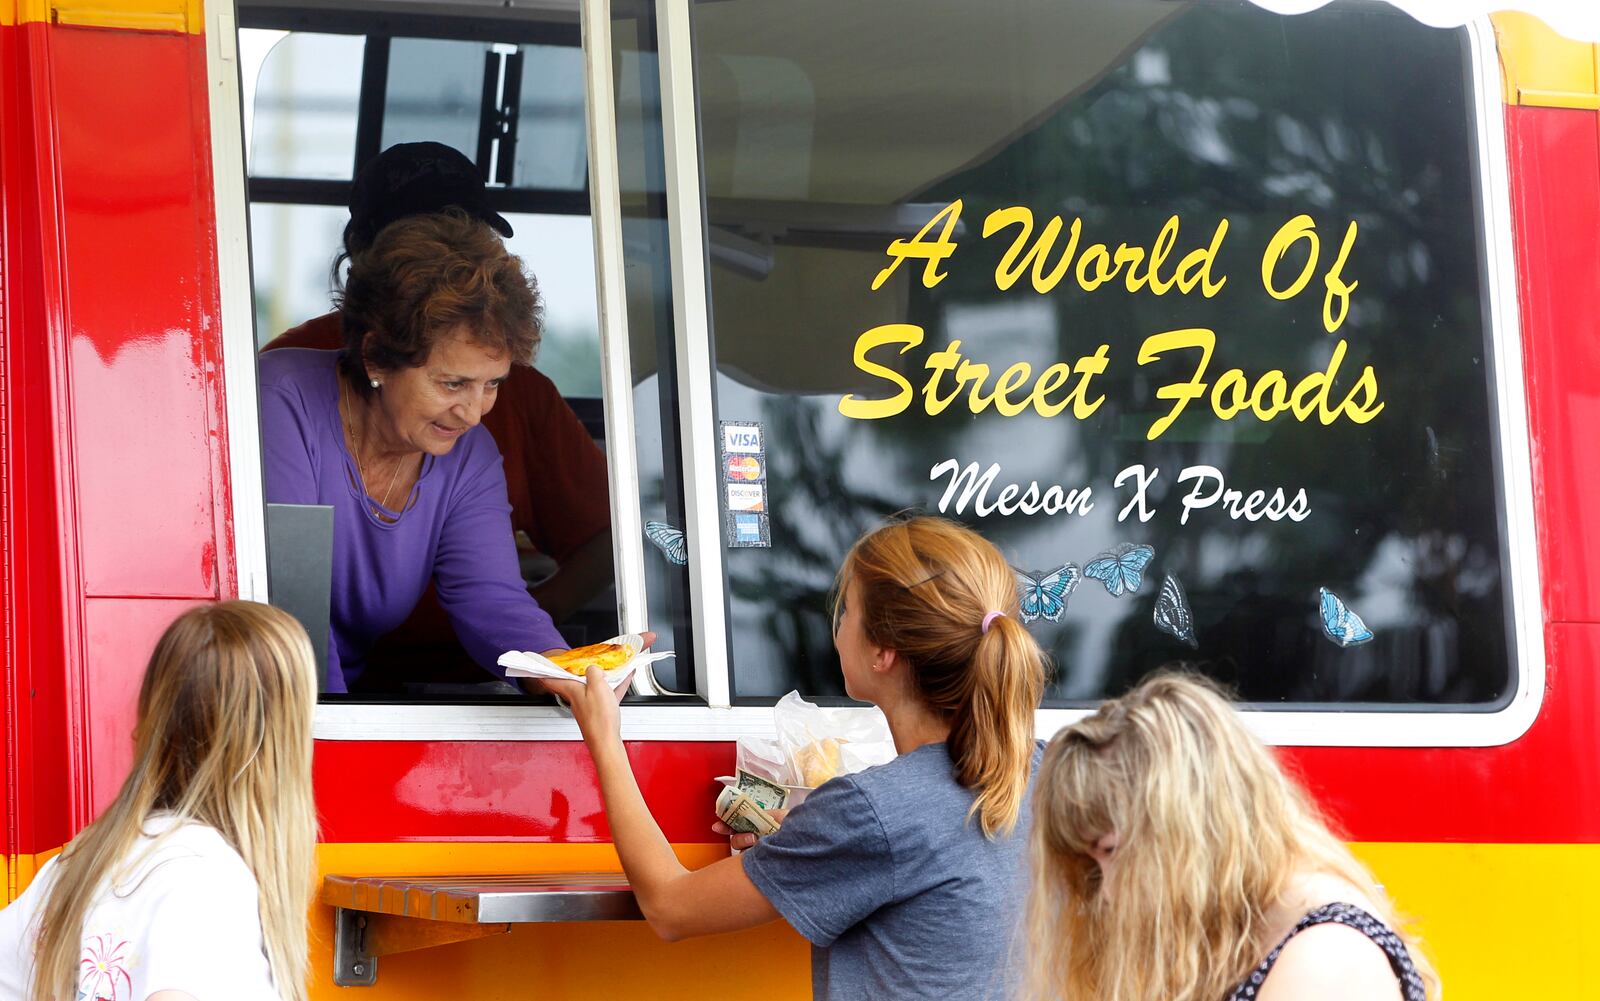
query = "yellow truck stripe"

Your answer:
(1493, 11), (1600, 109)
(0, 0), (201, 33)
